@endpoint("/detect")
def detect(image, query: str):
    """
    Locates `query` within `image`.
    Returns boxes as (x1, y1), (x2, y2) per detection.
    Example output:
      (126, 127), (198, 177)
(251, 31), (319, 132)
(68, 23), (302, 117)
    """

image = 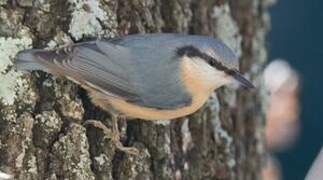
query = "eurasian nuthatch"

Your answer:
(15, 33), (254, 153)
